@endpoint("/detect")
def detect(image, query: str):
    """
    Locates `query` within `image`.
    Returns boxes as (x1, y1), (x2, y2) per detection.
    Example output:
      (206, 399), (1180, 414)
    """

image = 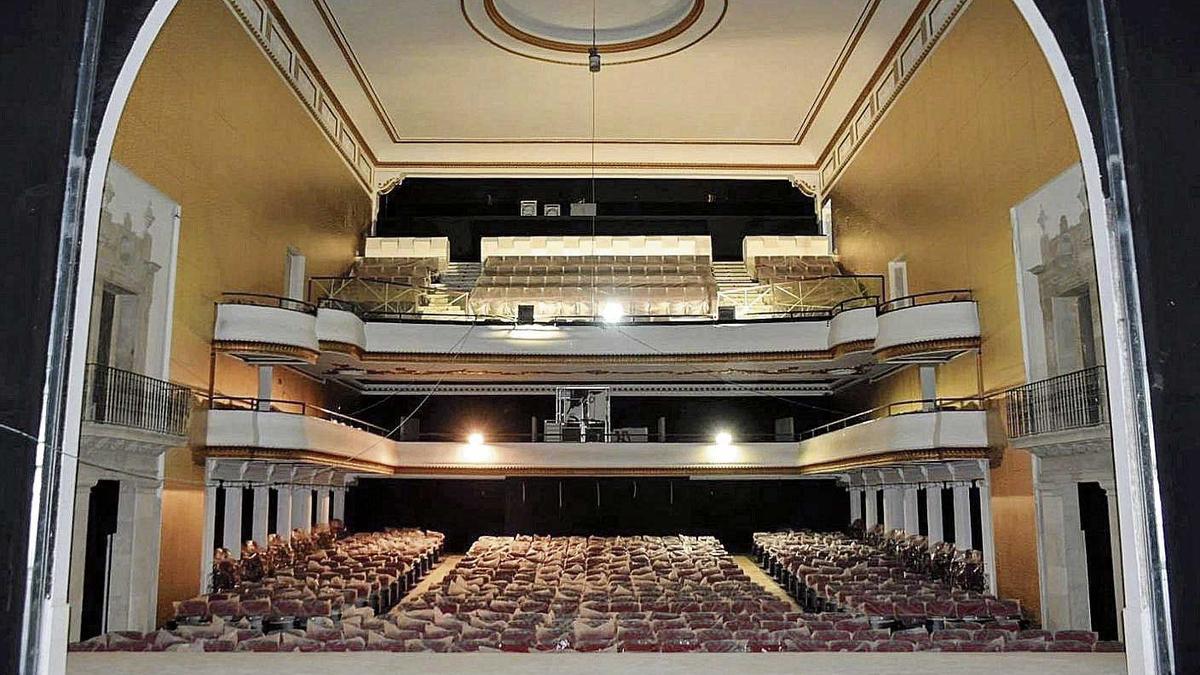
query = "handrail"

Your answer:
(798, 397), (985, 440)
(208, 396), (390, 434)
(877, 289), (973, 314)
(220, 292), (317, 315)
(84, 363), (194, 436)
(999, 365), (1107, 438)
